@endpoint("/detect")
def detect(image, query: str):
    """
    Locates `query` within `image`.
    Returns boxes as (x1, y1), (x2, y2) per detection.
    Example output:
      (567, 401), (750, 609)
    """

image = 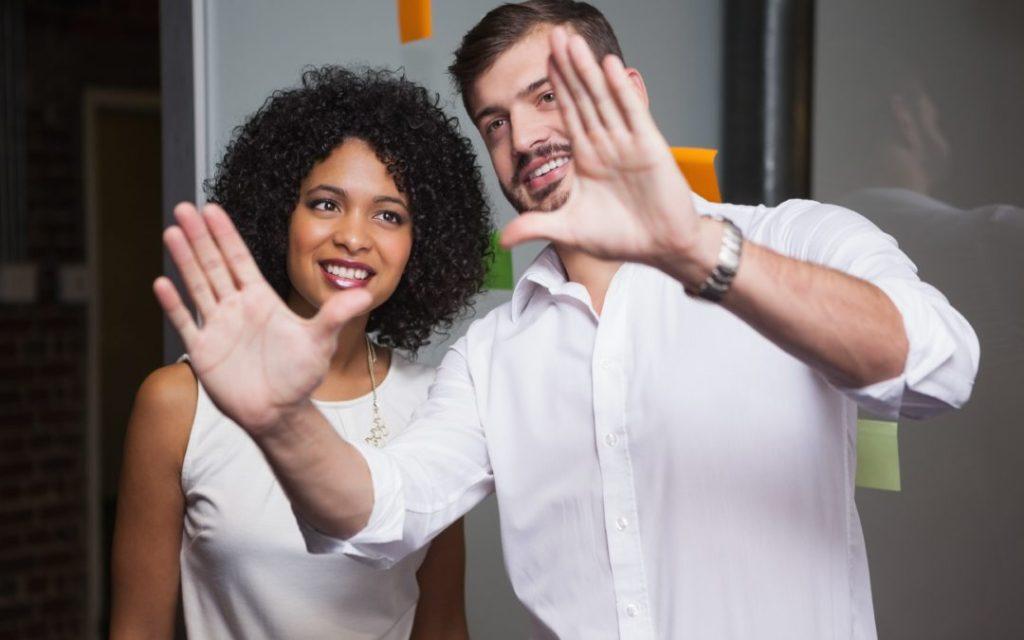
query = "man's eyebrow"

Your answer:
(519, 76), (551, 98)
(472, 76), (551, 124)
